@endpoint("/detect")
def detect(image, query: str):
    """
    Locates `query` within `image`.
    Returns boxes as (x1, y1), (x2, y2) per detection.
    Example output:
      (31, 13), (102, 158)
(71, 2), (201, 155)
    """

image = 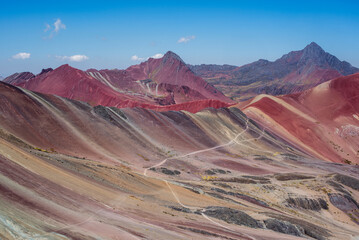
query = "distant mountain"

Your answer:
(190, 42), (359, 101)
(4, 51), (232, 112)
